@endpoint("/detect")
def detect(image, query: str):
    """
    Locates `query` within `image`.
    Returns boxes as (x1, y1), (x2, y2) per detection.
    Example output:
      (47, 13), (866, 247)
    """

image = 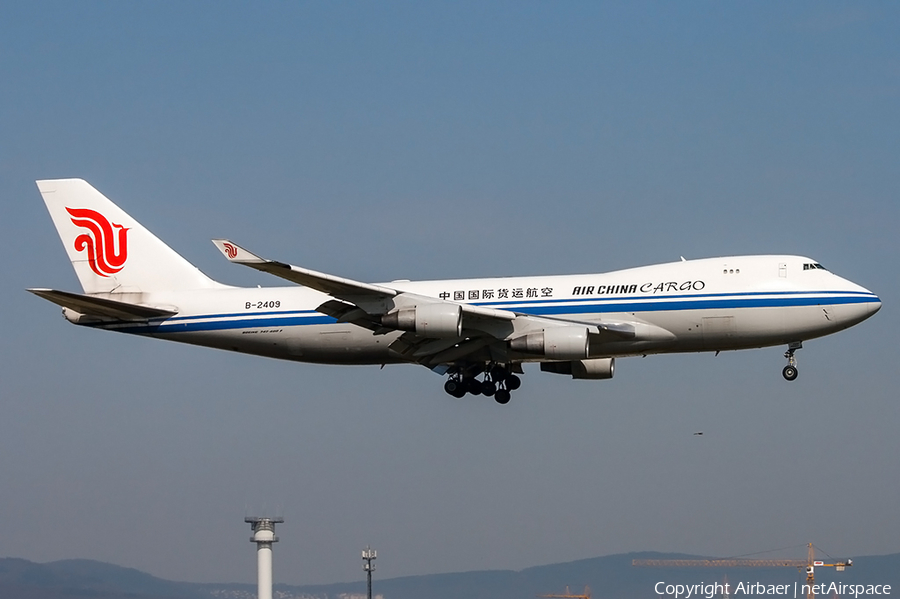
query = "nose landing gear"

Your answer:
(782, 341), (802, 381)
